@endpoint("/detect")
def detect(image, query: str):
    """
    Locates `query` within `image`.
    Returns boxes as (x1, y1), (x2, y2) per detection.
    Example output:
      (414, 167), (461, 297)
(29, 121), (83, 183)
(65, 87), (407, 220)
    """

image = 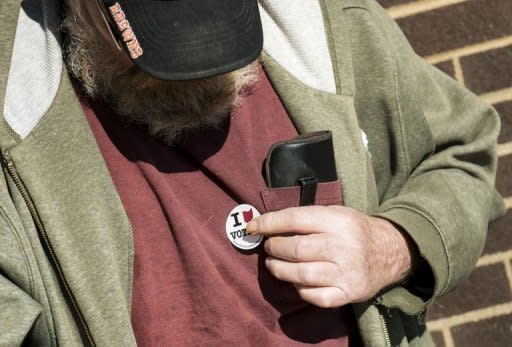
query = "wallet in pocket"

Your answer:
(264, 131), (338, 206)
